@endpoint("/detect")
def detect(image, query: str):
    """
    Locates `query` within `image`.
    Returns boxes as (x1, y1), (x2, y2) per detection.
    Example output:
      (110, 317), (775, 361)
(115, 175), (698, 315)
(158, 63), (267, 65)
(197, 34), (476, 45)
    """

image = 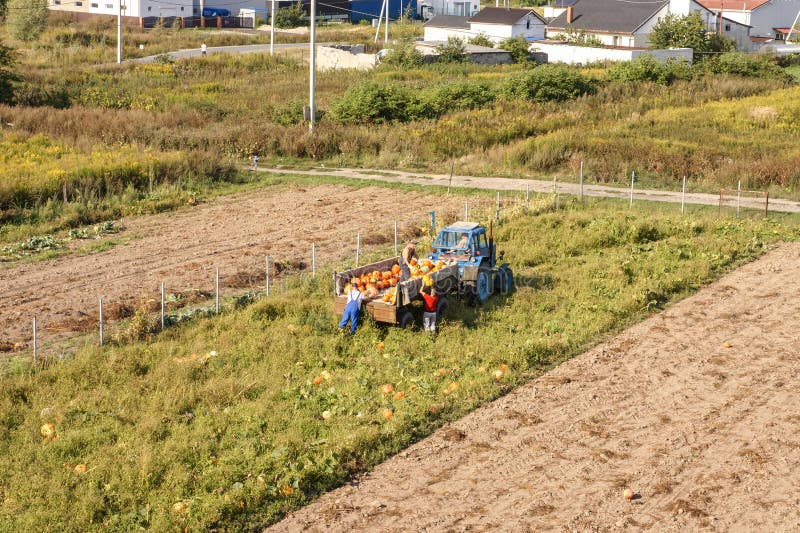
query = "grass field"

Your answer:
(1, 18), (799, 246)
(1, 197), (798, 531)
